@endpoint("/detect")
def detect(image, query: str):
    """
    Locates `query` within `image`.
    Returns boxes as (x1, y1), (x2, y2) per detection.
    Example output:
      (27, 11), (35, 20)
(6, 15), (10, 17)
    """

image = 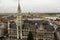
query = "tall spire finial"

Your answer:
(18, 0), (21, 13)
